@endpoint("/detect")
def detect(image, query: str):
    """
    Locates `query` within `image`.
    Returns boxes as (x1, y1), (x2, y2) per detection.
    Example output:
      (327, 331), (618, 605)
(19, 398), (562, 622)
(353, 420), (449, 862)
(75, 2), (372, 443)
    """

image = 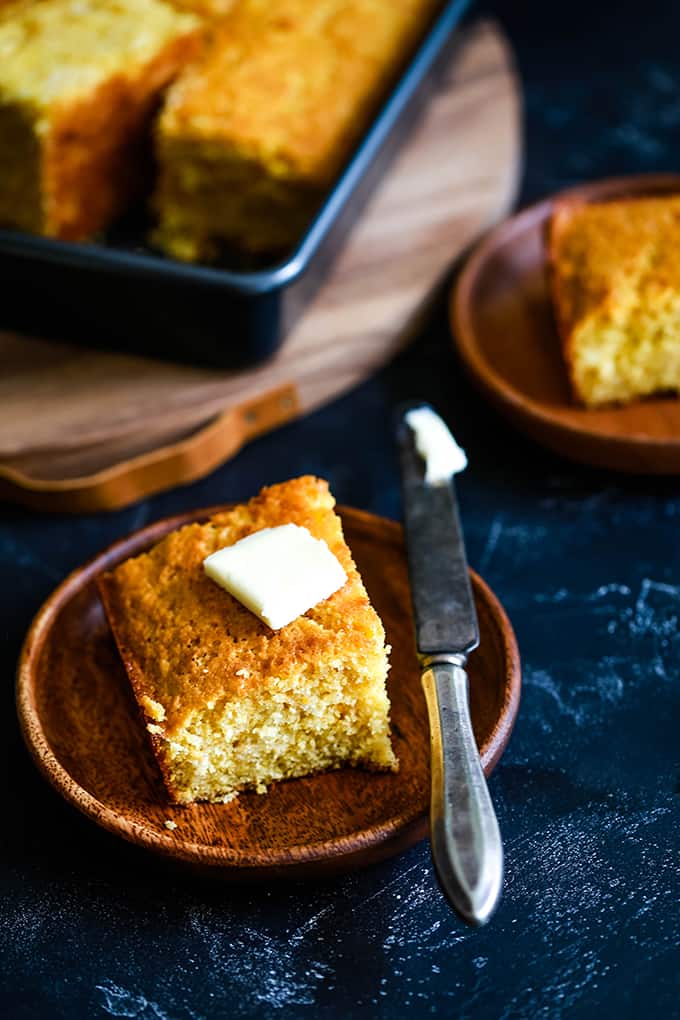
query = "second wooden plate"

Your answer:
(452, 174), (680, 474)
(17, 506), (521, 879)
